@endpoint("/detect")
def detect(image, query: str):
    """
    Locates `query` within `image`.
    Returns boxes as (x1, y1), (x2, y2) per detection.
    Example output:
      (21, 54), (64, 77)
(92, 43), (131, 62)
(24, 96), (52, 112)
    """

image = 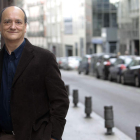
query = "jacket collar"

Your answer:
(0, 38), (35, 88)
(12, 38), (34, 87)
